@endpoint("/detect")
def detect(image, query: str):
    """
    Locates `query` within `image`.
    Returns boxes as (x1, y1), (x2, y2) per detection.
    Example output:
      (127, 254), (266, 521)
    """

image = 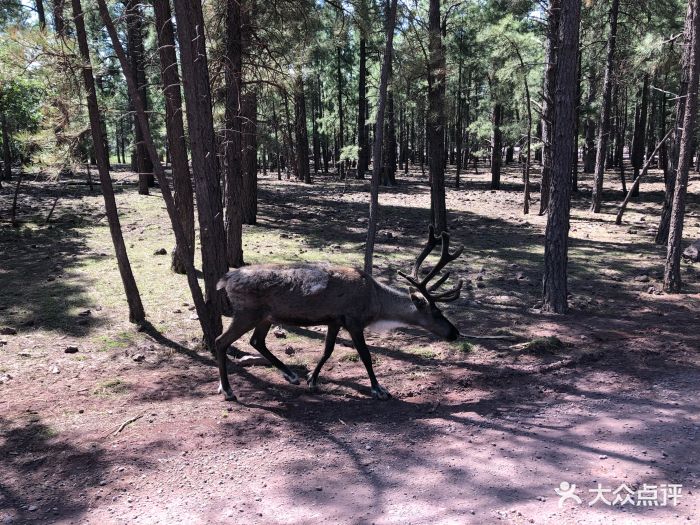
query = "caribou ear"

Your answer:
(410, 290), (429, 309)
